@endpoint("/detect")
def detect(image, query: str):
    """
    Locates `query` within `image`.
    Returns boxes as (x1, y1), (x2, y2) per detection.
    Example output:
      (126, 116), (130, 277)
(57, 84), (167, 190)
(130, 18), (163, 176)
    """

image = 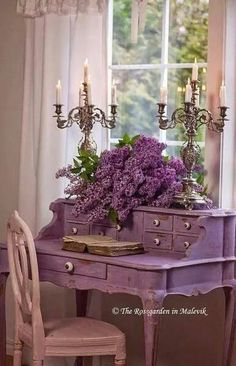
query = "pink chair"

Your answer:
(7, 211), (126, 366)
